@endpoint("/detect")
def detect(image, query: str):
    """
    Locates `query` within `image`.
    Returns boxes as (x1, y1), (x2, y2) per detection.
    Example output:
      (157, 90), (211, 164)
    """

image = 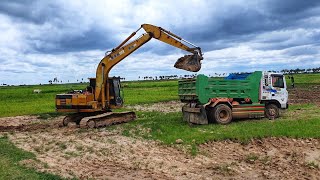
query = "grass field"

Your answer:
(0, 80), (178, 117)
